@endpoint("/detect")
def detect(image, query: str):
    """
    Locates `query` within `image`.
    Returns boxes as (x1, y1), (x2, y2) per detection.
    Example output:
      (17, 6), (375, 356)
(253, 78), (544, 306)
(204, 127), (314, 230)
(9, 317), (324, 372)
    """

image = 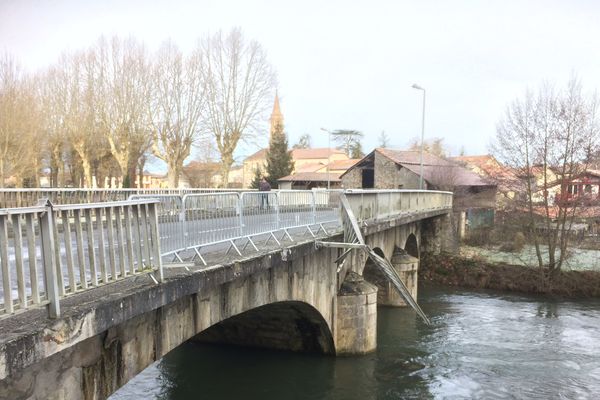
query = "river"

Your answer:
(111, 285), (600, 399)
